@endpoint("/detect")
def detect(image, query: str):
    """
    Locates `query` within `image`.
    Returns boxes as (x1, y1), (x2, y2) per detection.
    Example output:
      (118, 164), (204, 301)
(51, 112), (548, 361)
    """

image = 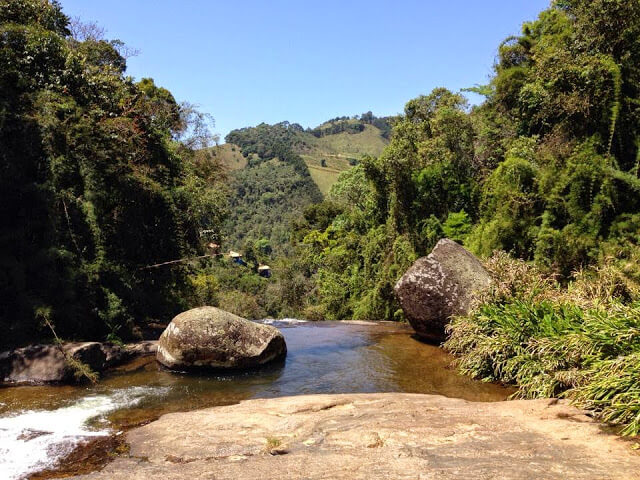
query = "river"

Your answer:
(0, 320), (511, 479)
